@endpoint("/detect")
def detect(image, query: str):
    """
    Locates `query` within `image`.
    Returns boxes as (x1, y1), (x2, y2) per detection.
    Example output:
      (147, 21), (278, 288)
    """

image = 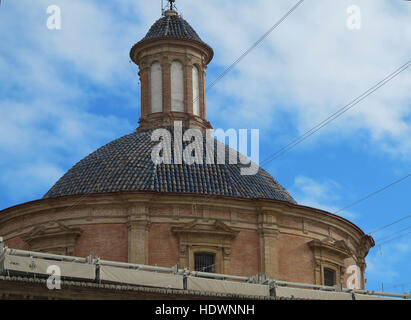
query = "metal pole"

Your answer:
(360, 290), (409, 299)
(97, 259), (174, 273)
(0, 237), (4, 254)
(186, 270), (250, 282)
(1, 242), (409, 299)
(6, 248), (87, 263)
(273, 280), (337, 291)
